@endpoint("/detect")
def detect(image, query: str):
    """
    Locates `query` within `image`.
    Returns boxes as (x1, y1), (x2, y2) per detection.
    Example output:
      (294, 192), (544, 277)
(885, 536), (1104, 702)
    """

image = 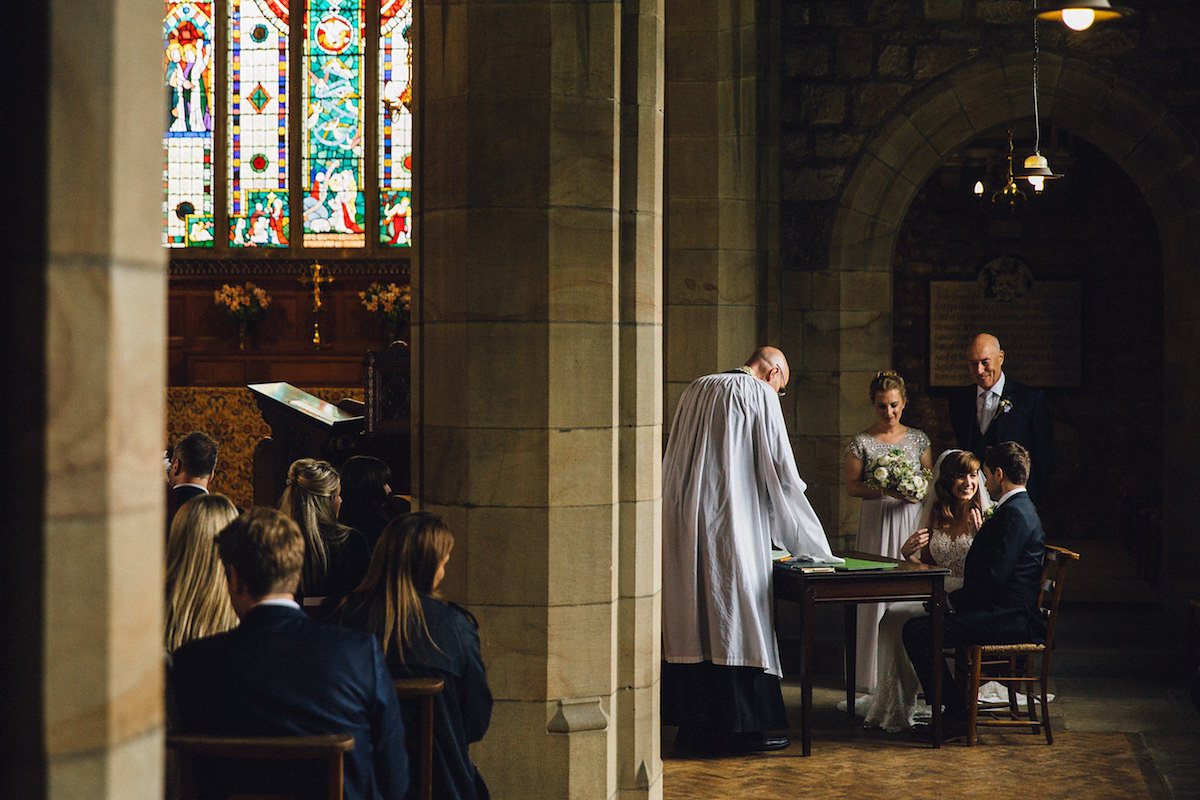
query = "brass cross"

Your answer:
(301, 261), (335, 347)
